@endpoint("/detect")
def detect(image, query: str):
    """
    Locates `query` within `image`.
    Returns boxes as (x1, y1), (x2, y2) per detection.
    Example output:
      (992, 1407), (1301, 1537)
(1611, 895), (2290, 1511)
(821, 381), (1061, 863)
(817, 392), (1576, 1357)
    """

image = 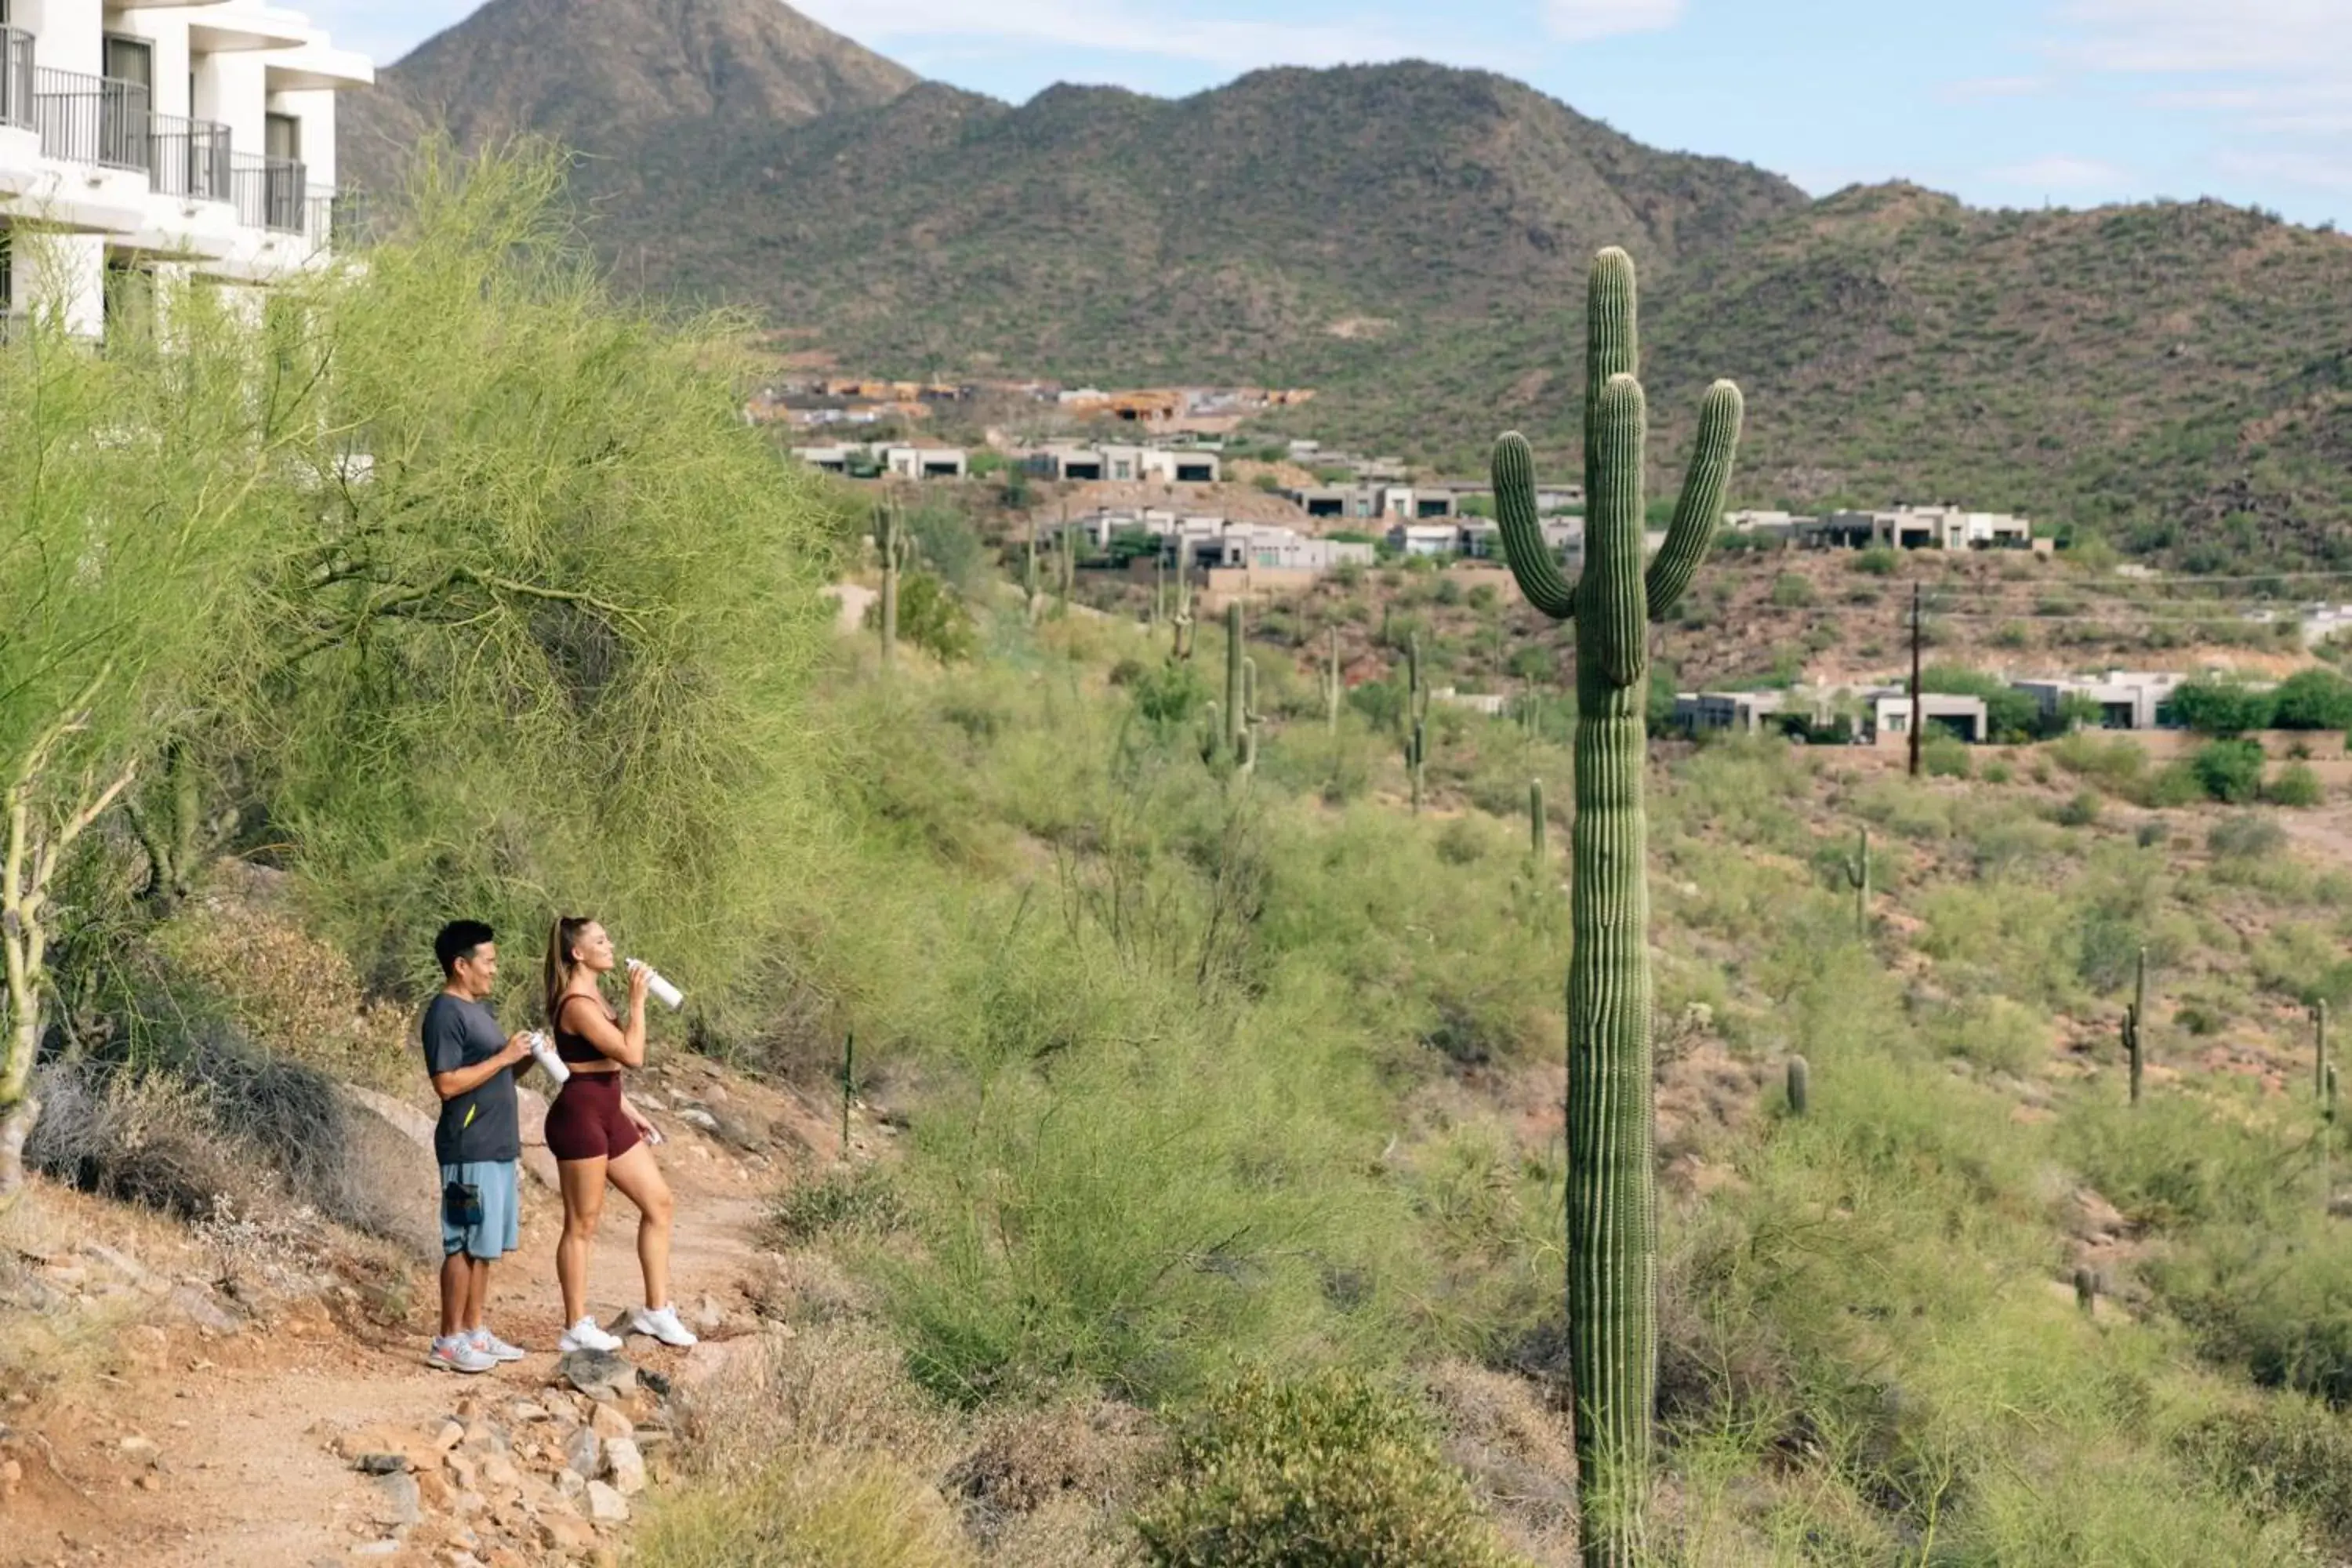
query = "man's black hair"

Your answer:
(434, 920), (495, 978)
